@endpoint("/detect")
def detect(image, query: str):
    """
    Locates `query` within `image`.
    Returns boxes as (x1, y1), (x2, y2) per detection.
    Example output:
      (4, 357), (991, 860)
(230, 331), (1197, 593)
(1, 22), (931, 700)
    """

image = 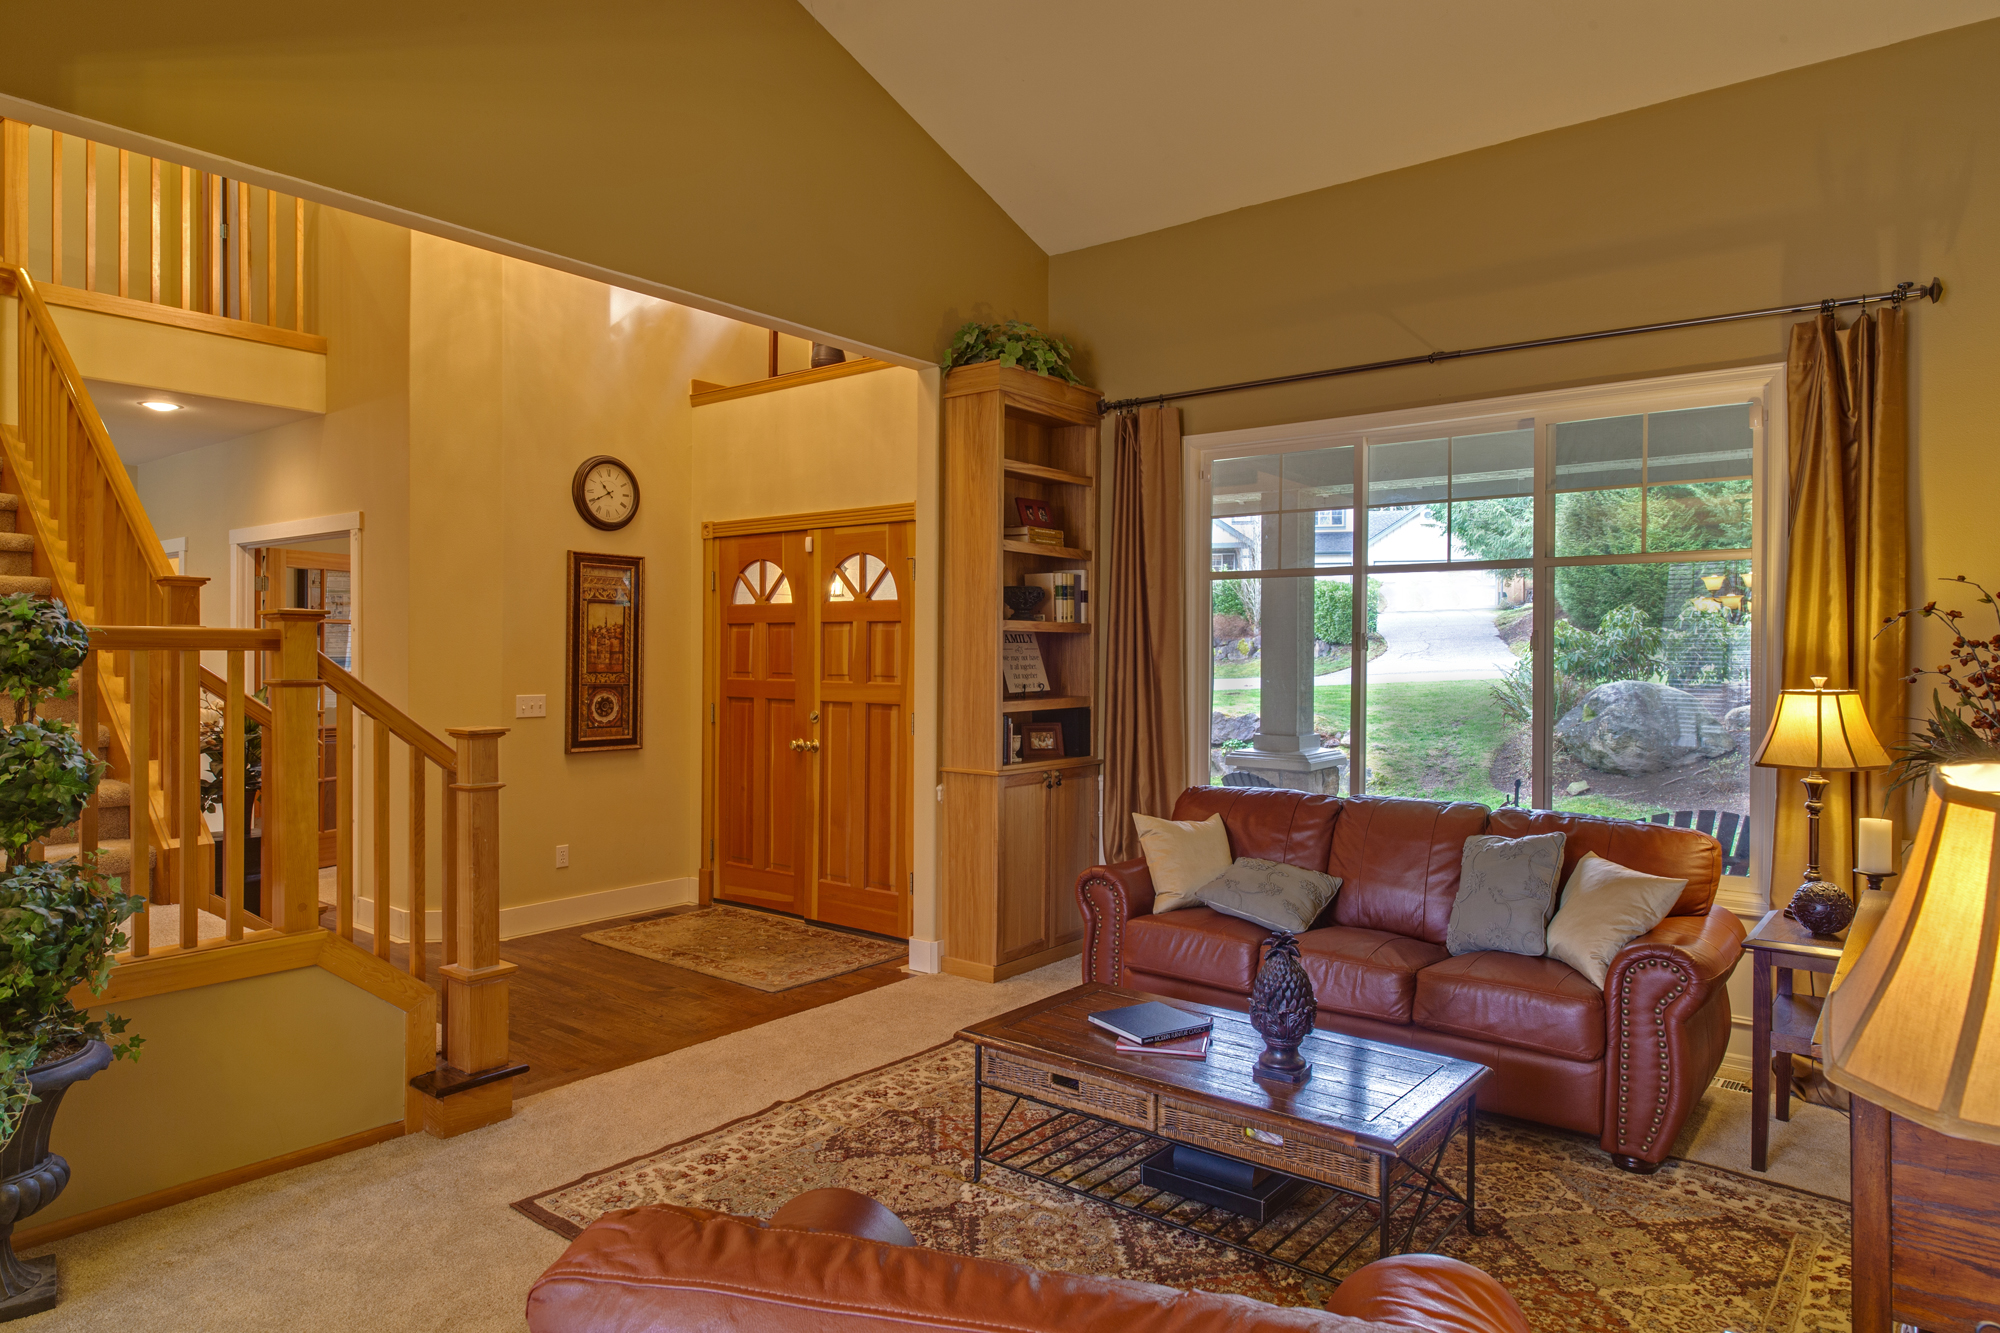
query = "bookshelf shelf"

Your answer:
(1006, 622), (1091, 634)
(1003, 459), (1094, 488)
(1000, 695), (1091, 714)
(1001, 539), (1092, 560)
